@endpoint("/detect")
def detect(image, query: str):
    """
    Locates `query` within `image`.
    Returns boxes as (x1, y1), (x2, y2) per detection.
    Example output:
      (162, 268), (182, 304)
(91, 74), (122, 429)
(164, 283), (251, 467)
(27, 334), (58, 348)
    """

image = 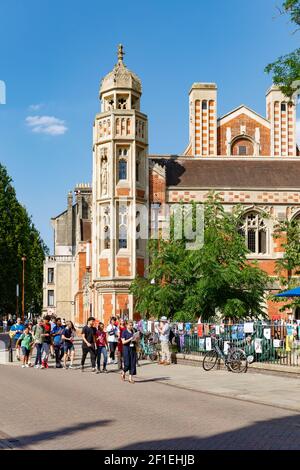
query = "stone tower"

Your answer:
(266, 85), (297, 156)
(189, 83), (217, 156)
(92, 45), (148, 322)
